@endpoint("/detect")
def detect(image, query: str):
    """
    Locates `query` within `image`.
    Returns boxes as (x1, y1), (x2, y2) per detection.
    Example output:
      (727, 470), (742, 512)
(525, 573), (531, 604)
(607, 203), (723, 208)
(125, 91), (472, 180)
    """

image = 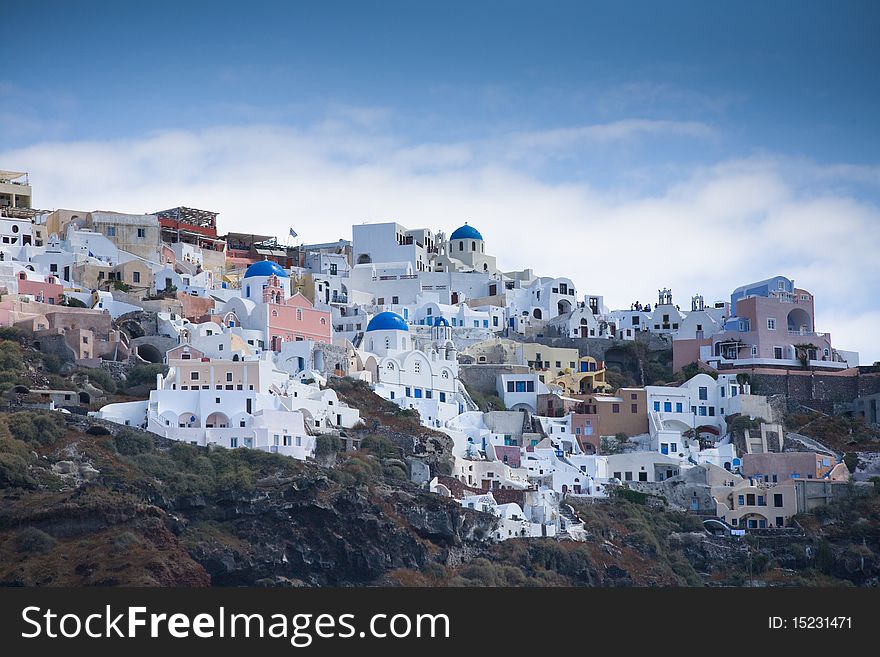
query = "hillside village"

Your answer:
(2, 168), (880, 551)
